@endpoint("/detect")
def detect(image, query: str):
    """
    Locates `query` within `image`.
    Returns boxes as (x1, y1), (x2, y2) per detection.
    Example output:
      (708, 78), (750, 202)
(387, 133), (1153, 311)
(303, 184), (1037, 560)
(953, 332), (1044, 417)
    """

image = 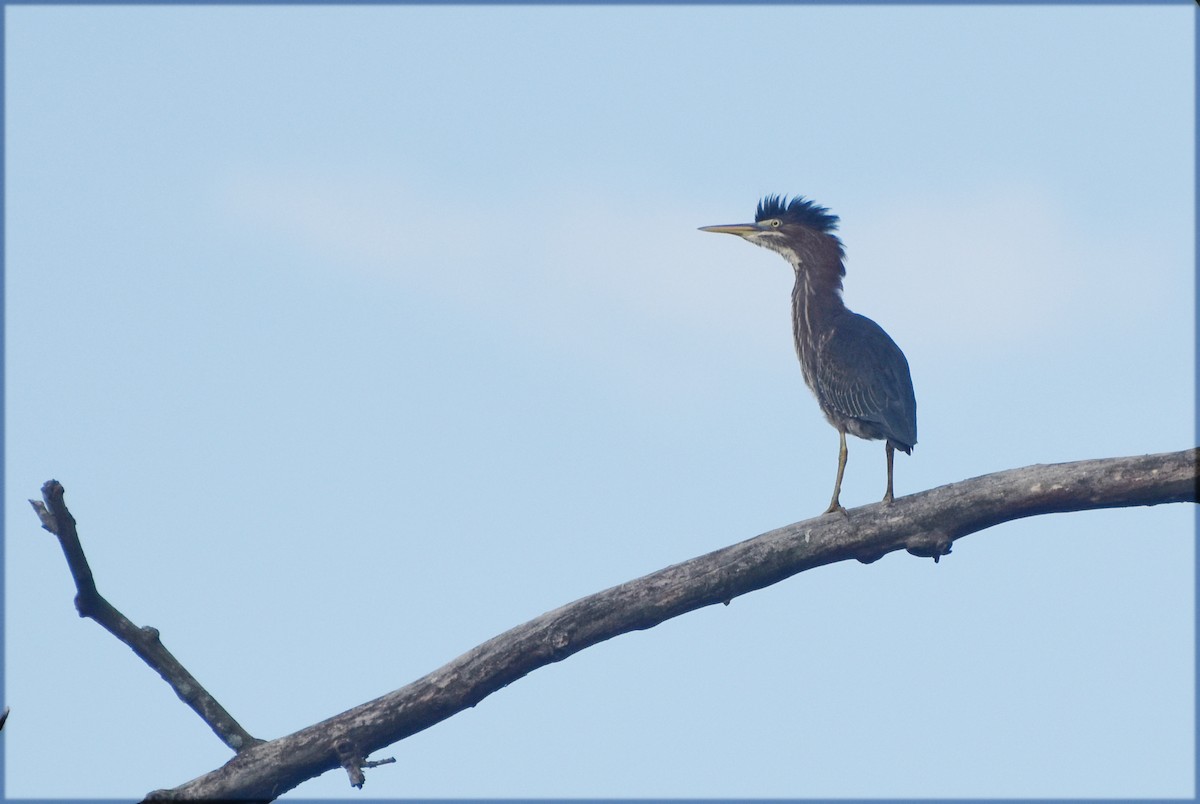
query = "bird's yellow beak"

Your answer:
(698, 223), (760, 236)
